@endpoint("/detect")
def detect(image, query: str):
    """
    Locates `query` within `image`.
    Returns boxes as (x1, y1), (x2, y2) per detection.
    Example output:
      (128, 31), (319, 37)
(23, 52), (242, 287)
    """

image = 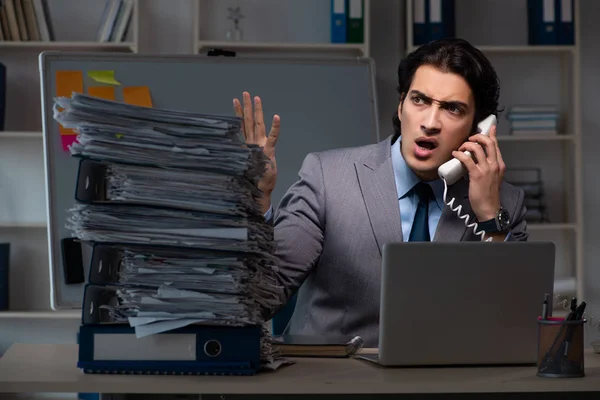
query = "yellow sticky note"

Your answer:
(123, 86), (153, 108)
(56, 70), (83, 136)
(87, 86), (116, 100)
(87, 70), (121, 85)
